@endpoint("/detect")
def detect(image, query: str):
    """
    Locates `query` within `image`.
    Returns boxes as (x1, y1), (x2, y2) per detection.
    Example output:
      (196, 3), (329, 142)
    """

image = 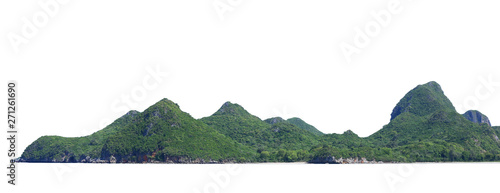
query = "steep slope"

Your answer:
(286, 117), (324, 136)
(390, 81), (455, 120)
(462, 110), (492, 126)
(22, 99), (254, 163)
(368, 81), (500, 161)
(494, 126), (500, 138)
